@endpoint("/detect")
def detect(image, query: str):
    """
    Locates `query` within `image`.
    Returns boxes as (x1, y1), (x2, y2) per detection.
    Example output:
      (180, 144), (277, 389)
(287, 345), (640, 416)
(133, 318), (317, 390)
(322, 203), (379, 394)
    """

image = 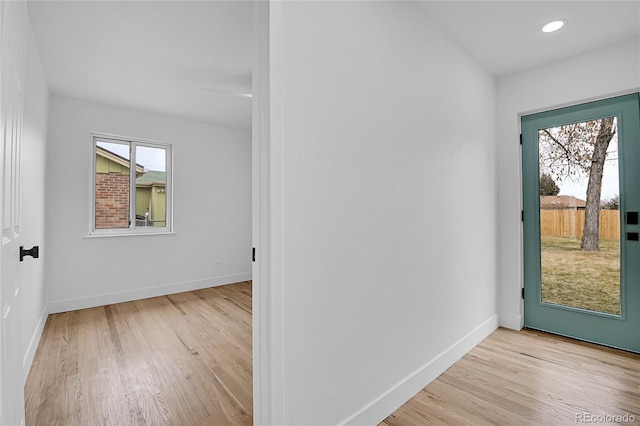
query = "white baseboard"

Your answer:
(22, 304), (49, 384)
(341, 315), (499, 426)
(47, 272), (252, 314)
(499, 314), (523, 331)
